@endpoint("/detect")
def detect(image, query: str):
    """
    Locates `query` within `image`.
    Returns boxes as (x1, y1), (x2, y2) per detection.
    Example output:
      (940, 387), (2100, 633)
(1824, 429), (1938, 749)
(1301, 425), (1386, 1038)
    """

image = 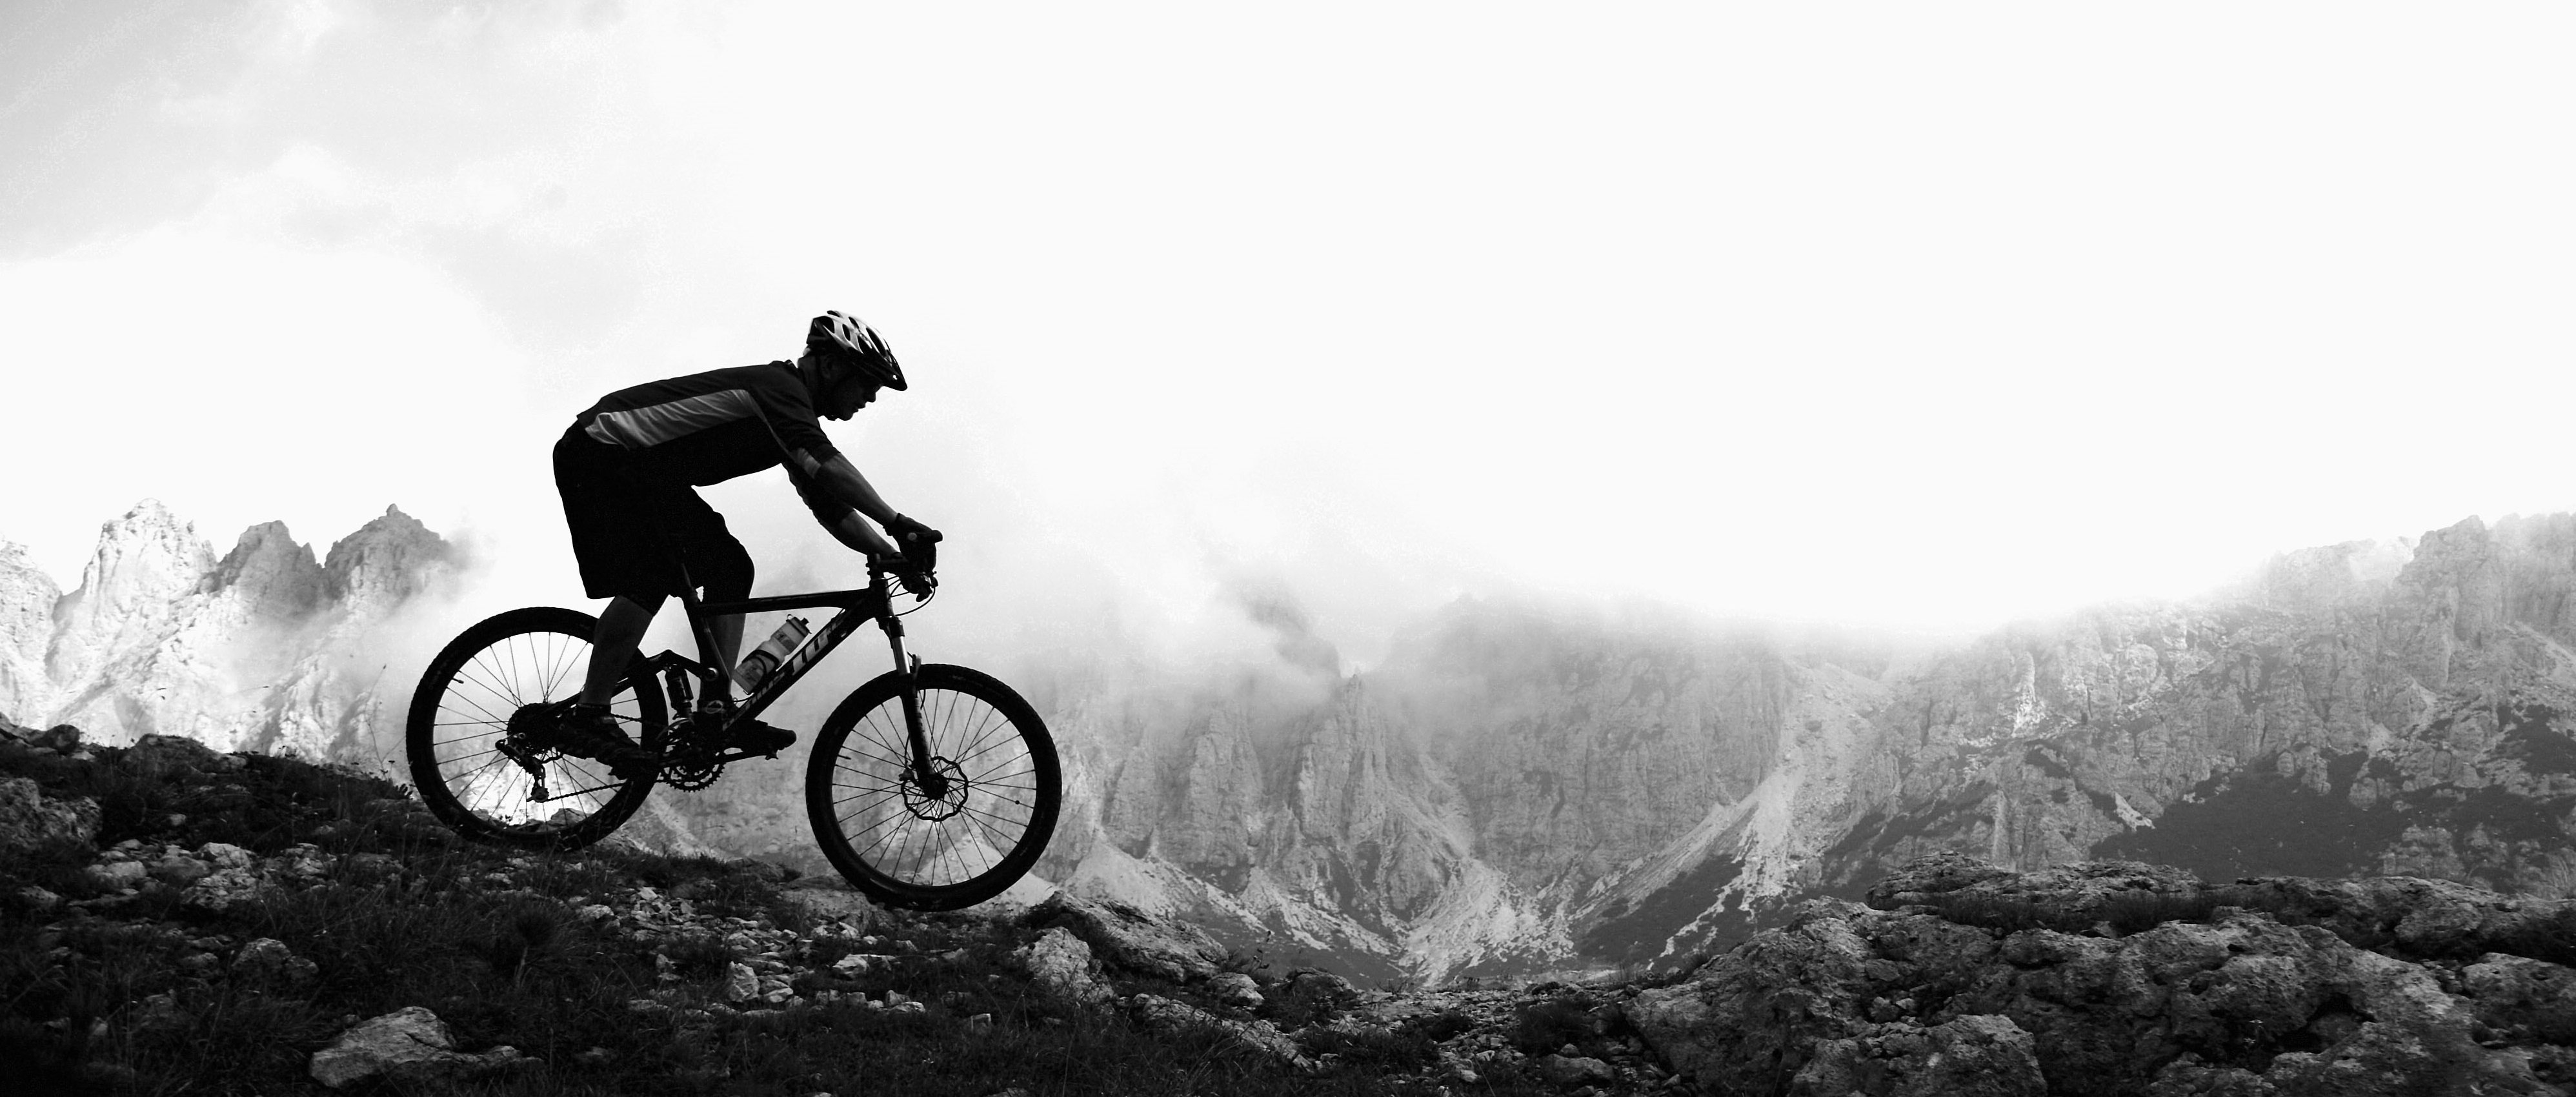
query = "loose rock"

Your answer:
(1027, 893), (1229, 982)
(233, 938), (320, 990)
(1017, 927), (1112, 1005)
(308, 1007), (525, 1089)
(0, 776), (100, 854)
